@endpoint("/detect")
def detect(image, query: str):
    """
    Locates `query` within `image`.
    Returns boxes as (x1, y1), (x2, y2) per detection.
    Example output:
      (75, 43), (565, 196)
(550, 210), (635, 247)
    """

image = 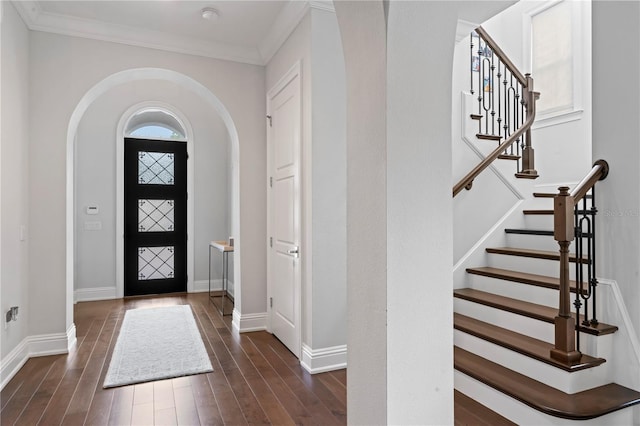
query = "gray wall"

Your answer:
(1, 1), (30, 360)
(592, 0), (640, 341)
(310, 9), (347, 350)
(74, 79), (230, 294)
